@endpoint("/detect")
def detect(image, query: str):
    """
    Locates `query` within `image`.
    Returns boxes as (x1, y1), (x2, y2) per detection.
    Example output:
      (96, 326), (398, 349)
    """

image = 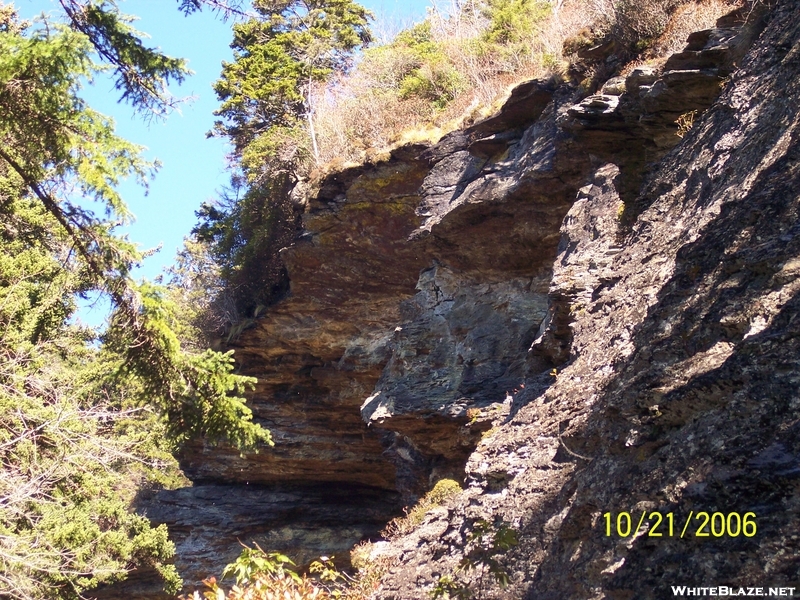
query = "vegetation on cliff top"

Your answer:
(190, 0), (739, 326)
